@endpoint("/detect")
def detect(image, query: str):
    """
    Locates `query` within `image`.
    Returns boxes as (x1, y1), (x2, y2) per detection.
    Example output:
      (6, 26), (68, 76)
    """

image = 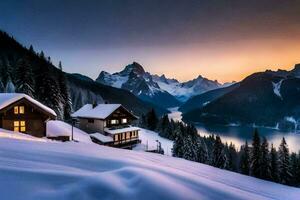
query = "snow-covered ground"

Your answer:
(134, 128), (173, 156)
(0, 137), (299, 200)
(47, 120), (92, 143)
